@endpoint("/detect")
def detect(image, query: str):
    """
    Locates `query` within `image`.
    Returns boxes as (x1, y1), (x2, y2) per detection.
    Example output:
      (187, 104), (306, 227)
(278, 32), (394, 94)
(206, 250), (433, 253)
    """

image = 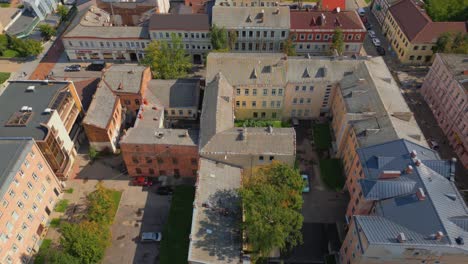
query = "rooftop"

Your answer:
(122, 127), (199, 146)
(149, 14), (210, 31)
(188, 158), (242, 264)
(82, 83), (118, 129)
(290, 10), (365, 31)
(437, 53), (468, 90)
(0, 81), (73, 140)
(6, 9), (38, 37)
(354, 139), (468, 252)
(102, 65), (148, 94)
(148, 79), (200, 108)
(212, 6), (290, 29)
